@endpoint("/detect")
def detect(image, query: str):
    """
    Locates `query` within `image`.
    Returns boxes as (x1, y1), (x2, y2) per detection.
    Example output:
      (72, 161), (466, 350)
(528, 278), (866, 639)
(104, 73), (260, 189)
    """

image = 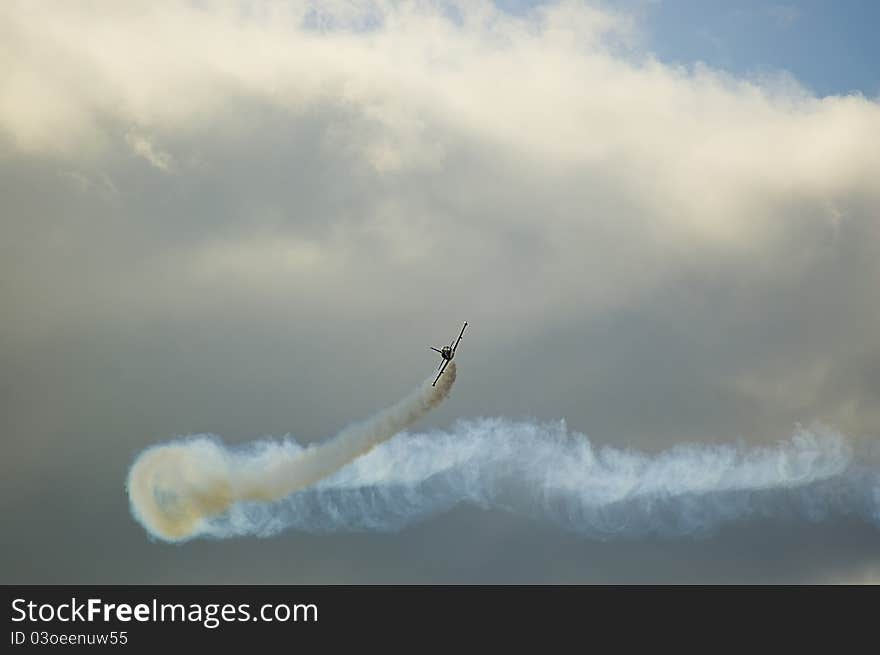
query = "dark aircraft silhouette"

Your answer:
(430, 322), (467, 386)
